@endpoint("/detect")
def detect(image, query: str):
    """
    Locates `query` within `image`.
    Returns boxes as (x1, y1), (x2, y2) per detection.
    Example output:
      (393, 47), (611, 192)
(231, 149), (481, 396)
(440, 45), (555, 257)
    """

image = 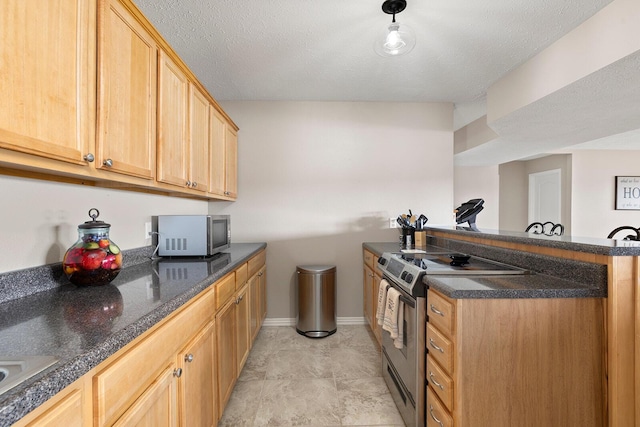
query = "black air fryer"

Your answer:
(455, 198), (484, 231)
